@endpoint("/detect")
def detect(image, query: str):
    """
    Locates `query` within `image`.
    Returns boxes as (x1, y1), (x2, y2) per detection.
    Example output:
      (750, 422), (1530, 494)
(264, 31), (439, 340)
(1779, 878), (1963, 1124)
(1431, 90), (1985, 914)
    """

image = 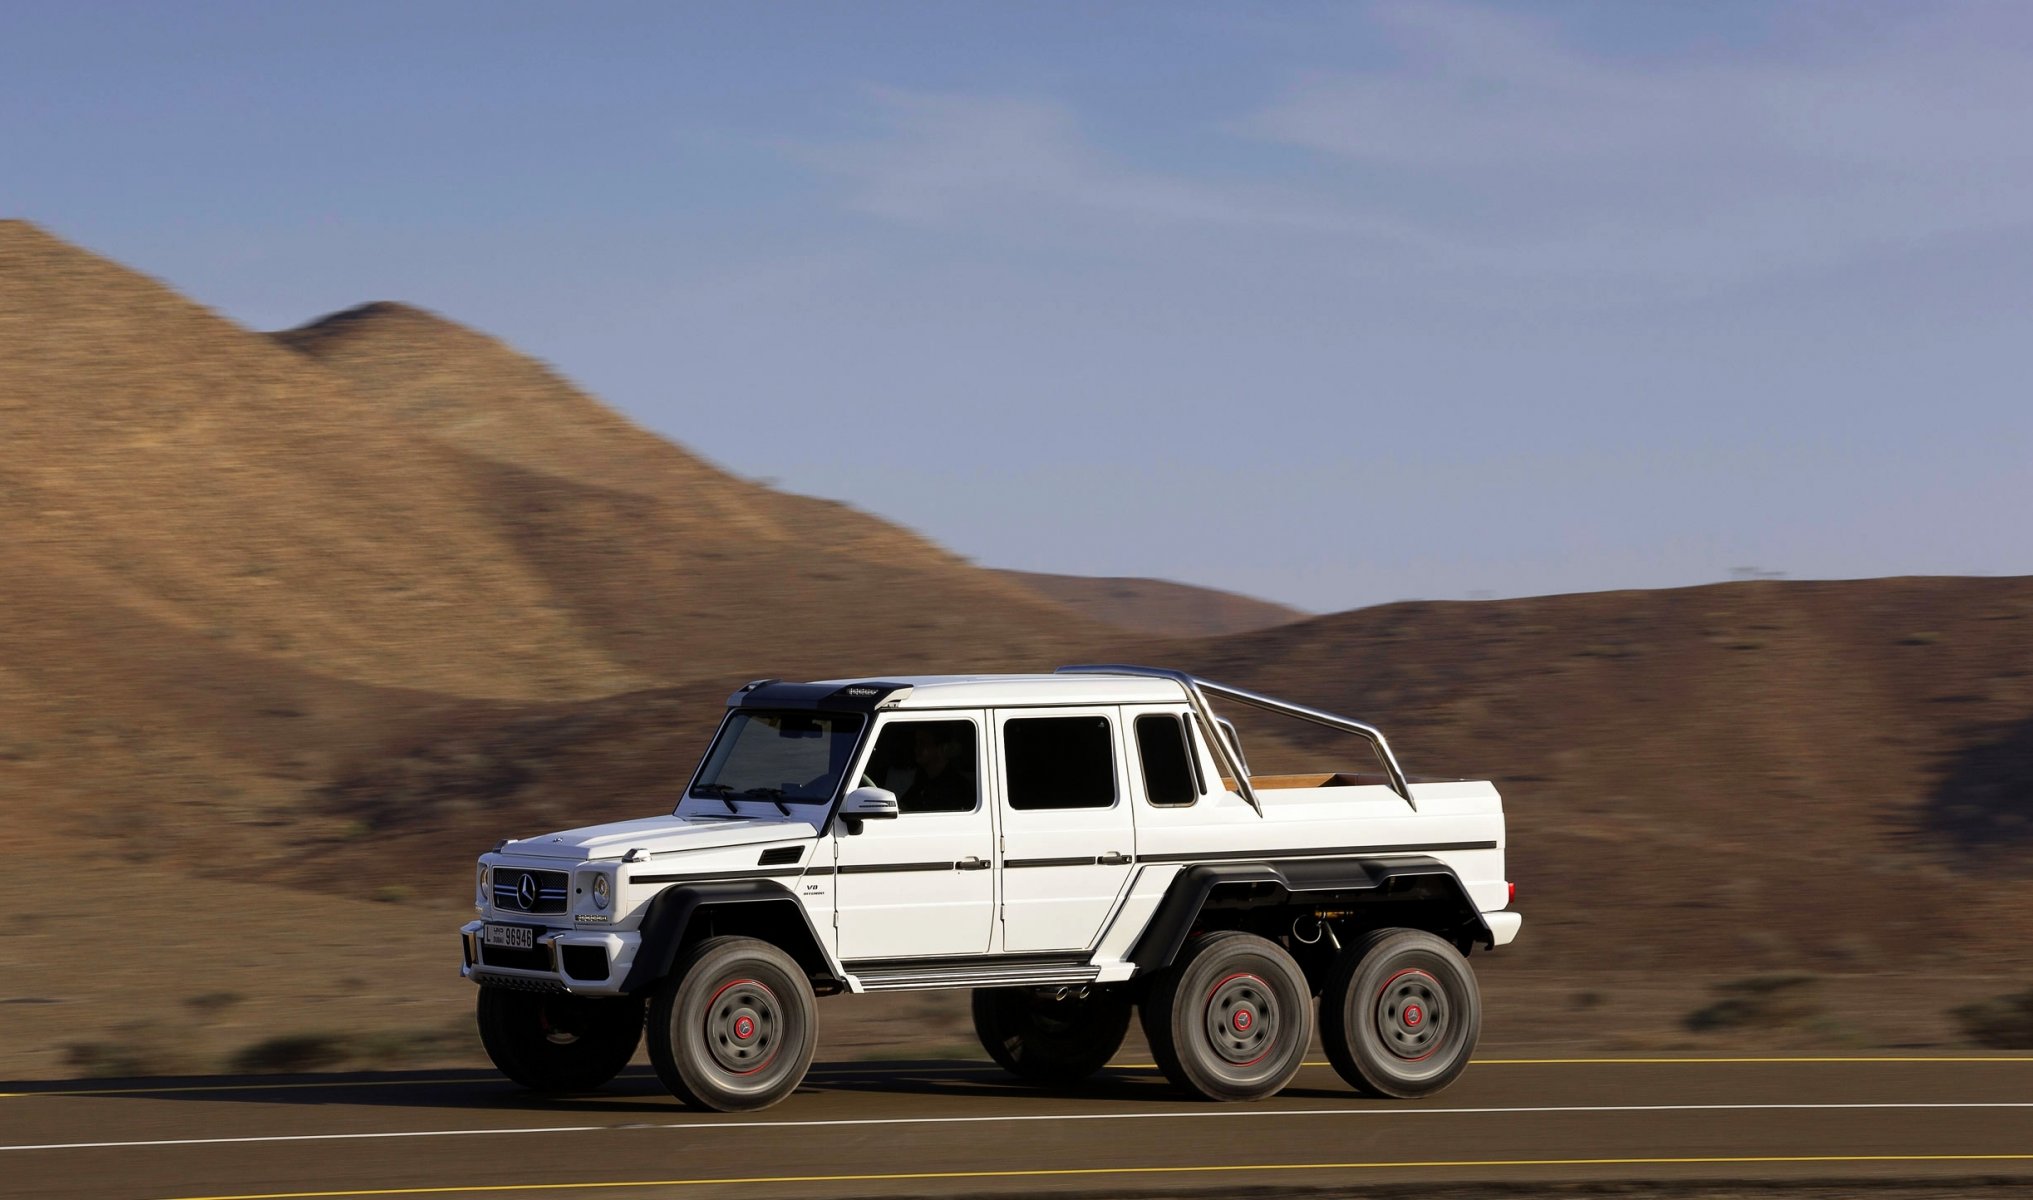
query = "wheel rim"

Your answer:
(703, 978), (782, 1075)
(538, 998), (583, 1046)
(1374, 968), (1446, 1061)
(1203, 972), (1278, 1066)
